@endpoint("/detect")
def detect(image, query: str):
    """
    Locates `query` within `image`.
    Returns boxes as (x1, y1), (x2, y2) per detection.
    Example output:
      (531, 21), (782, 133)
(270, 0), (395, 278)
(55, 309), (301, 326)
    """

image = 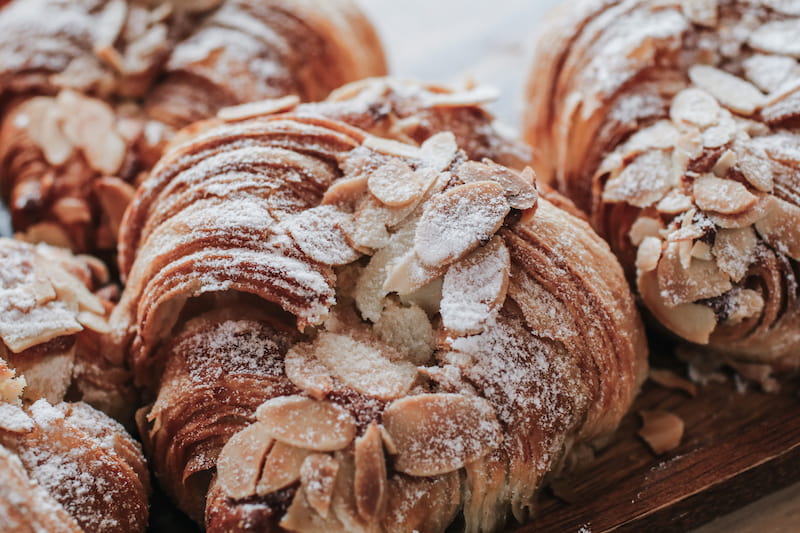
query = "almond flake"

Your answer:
(712, 149), (736, 177)
(382, 249), (446, 296)
(688, 65), (766, 115)
(636, 236), (663, 273)
(743, 54), (798, 93)
(419, 132), (458, 172)
(367, 159), (424, 207)
(602, 150), (675, 207)
(639, 410), (684, 454)
(322, 175), (368, 205)
(754, 195), (800, 261)
(300, 454), (339, 518)
(723, 288), (765, 325)
(638, 270), (717, 344)
(382, 393), (502, 476)
(347, 198), (392, 251)
(77, 311), (110, 334)
(657, 190), (693, 214)
(284, 344), (335, 400)
(24, 99), (73, 166)
(736, 145), (775, 192)
(702, 112), (737, 148)
(363, 136), (420, 159)
(217, 95), (300, 122)
(440, 236), (510, 335)
(285, 206), (361, 266)
(424, 86), (499, 108)
(649, 369), (697, 396)
(681, 0), (717, 27)
(690, 240), (712, 261)
(670, 88), (720, 127)
(217, 423), (274, 500)
(456, 160), (538, 209)
(374, 301), (434, 365)
(354, 423), (387, 522)
(414, 181), (509, 268)
(713, 226), (757, 282)
(257, 441), (310, 496)
(256, 395), (356, 451)
(693, 175), (757, 214)
(51, 197), (92, 225)
(657, 242), (732, 305)
(763, 85), (800, 125)
(748, 19), (800, 58)
(629, 217), (663, 246)
(94, 176), (136, 239)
